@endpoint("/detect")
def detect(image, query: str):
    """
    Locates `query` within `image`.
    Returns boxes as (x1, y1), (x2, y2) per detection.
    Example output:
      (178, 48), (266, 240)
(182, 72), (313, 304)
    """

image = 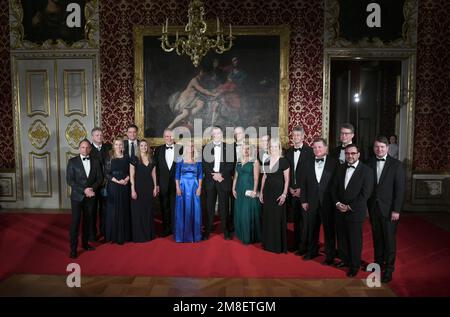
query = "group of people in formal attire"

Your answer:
(67, 123), (405, 283)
